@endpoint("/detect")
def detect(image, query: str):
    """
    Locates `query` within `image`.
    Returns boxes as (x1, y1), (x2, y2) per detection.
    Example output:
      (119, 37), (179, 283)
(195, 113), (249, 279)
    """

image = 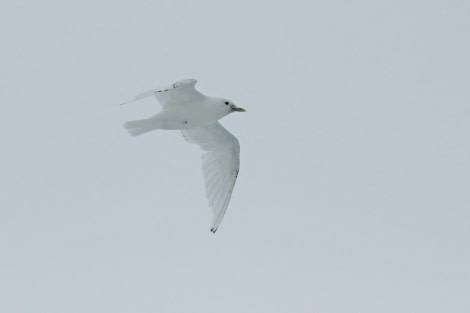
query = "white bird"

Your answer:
(121, 79), (245, 233)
